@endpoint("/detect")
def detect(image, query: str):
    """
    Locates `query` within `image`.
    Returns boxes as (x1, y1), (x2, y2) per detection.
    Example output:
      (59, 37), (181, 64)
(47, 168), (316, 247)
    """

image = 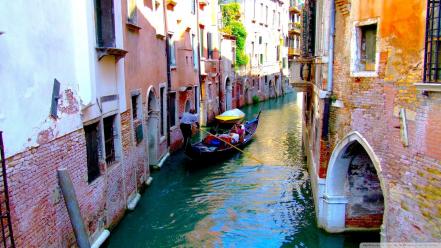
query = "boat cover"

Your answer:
(215, 109), (245, 122)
